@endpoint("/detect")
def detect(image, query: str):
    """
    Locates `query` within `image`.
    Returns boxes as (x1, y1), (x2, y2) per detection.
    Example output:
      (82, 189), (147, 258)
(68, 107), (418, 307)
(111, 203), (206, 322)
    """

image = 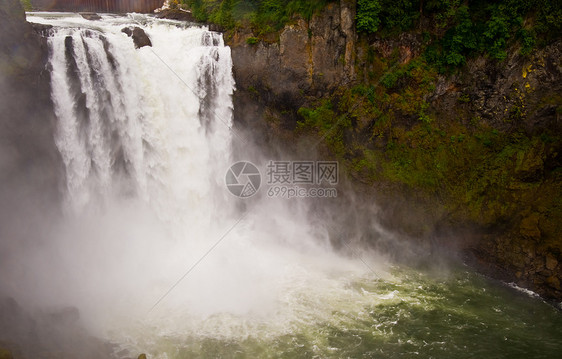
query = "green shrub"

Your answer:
(378, 0), (419, 32)
(181, 0), (331, 32)
(518, 28), (536, 55)
(362, 0), (559, 71)
(246, 36), (259, 44)
(356, 0), (382, 33)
